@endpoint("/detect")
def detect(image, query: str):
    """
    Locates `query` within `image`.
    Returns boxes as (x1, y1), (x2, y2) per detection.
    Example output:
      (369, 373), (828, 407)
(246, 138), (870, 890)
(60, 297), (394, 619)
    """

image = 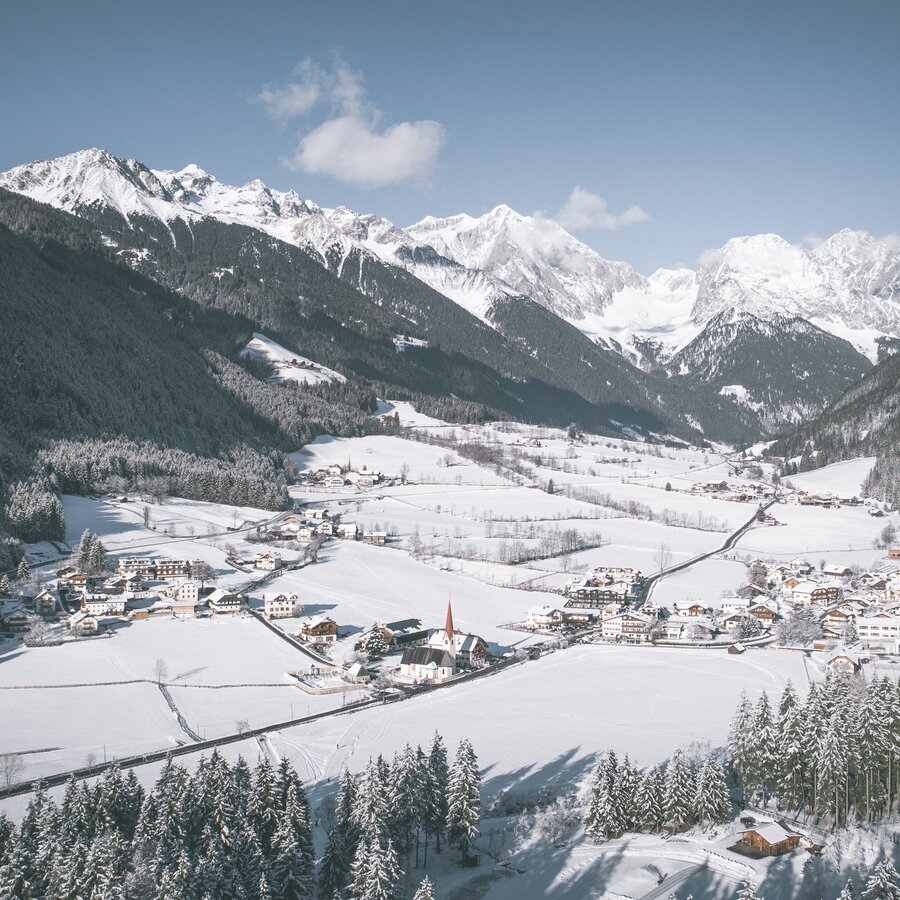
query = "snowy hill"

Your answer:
(240, 333), (346, 385)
